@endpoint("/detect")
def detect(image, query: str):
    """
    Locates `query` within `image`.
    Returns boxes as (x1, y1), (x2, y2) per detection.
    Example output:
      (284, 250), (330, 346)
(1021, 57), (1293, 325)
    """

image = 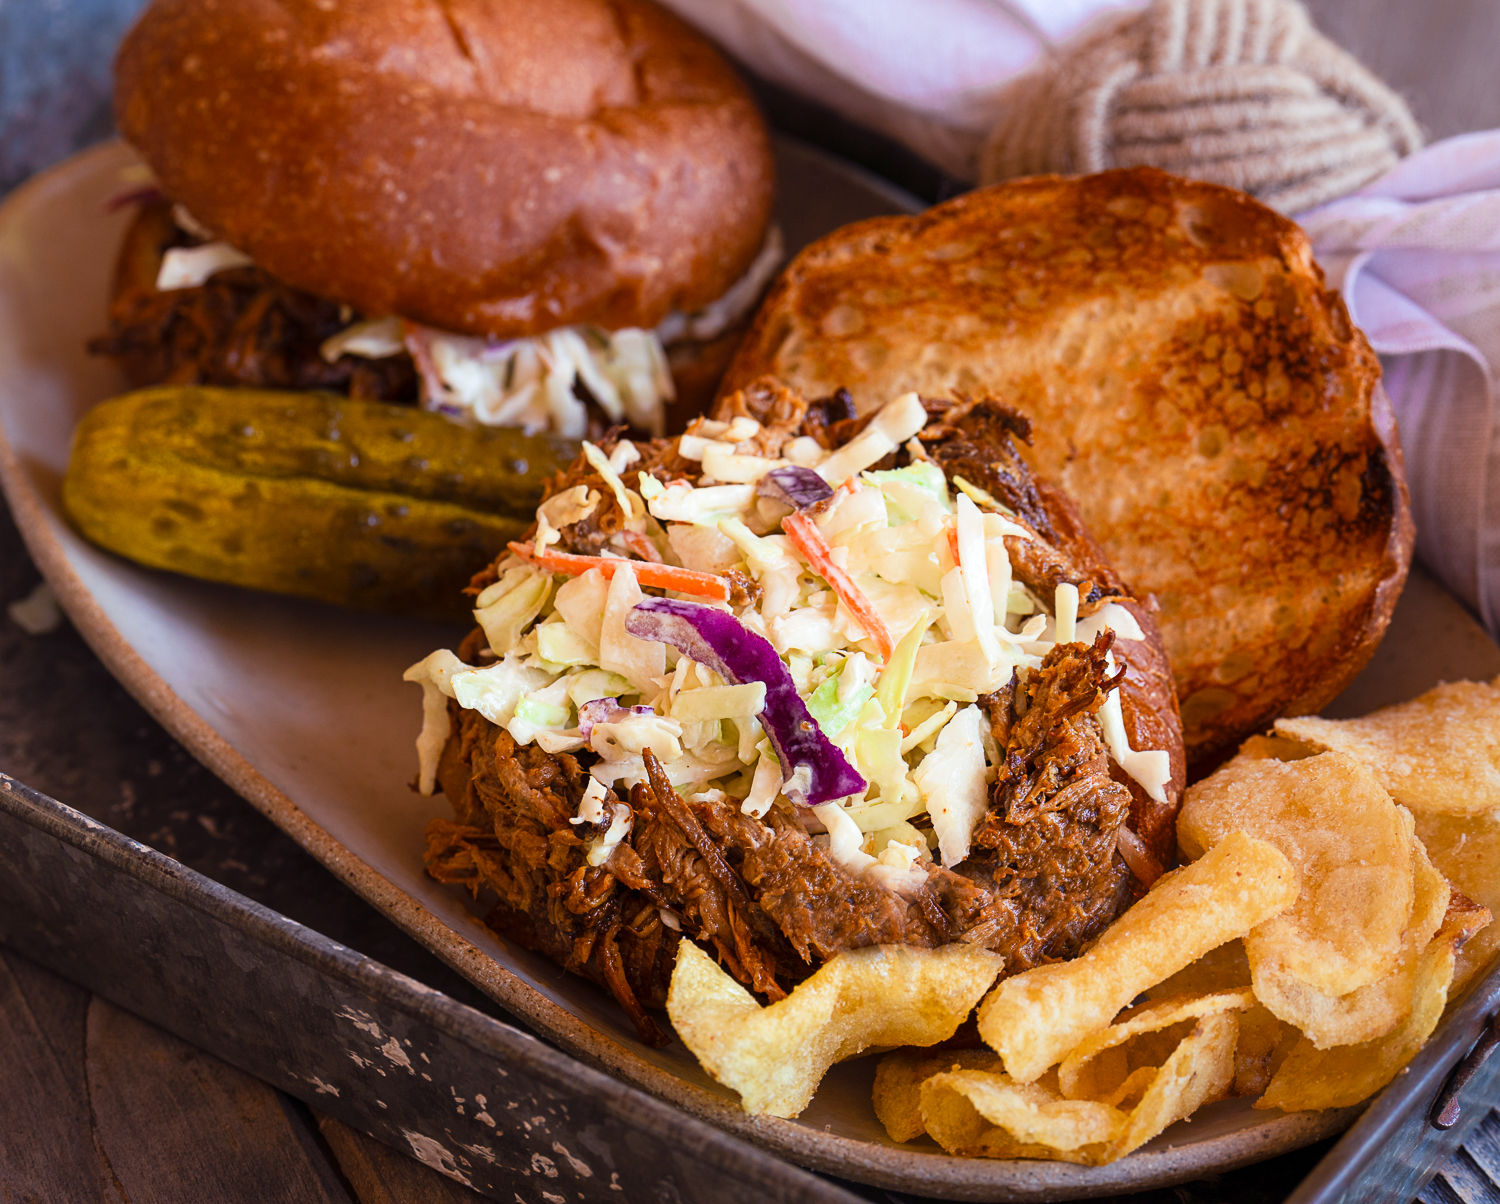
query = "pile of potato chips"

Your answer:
(666, 677), (1500, 1167)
